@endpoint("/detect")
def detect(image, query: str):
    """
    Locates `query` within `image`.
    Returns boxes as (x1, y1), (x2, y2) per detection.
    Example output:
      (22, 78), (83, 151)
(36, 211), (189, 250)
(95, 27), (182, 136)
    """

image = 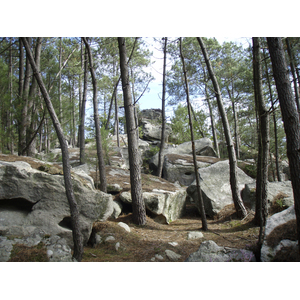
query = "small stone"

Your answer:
(155, 254), (164, 260)
(105, 236), (115, 242)
(187, 231), (204, 240)
(165, 249), (181, 261)
(115, 242), (120, 251)
(168, 242), (178, 247)
(118, 222), (131, 232)
(151, 257), (156, 261)
(46, 250), (53, 258)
